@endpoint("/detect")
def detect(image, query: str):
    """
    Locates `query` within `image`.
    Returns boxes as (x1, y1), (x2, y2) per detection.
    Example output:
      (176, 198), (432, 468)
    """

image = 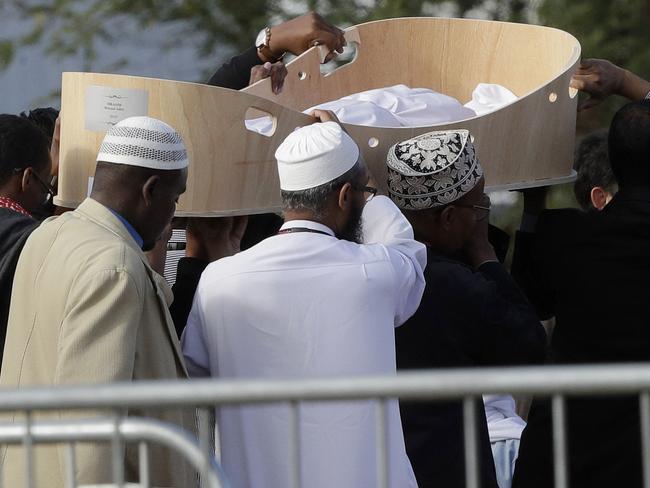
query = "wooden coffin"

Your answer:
(56, 17), (581, 215)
